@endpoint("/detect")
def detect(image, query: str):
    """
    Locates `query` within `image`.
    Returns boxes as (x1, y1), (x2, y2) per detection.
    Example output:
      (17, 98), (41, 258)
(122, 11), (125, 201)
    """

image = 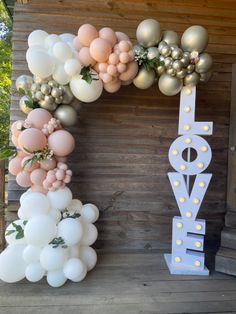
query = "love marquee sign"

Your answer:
(0, 18), (213, 287)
